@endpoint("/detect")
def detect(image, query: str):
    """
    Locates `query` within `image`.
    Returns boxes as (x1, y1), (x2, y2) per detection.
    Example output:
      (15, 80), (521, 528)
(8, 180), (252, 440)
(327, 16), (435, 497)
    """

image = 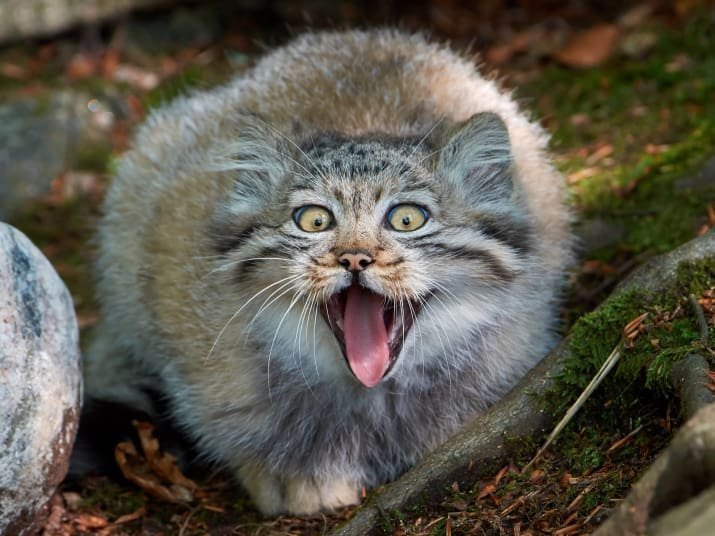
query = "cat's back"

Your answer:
(114, 28), (569, 251)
